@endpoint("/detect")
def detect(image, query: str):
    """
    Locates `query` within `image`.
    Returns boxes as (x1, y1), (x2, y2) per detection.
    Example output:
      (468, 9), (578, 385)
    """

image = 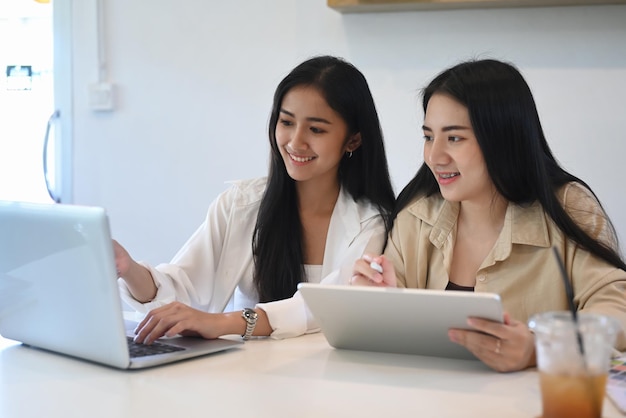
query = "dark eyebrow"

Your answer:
(422, 124), (471, 132)
(280, 108), (331, 124)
